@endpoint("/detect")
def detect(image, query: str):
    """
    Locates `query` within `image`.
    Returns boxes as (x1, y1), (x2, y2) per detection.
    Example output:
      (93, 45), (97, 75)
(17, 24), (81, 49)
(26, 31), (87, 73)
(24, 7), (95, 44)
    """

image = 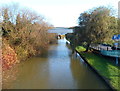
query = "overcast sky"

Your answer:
(0, 0), (119, 27)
